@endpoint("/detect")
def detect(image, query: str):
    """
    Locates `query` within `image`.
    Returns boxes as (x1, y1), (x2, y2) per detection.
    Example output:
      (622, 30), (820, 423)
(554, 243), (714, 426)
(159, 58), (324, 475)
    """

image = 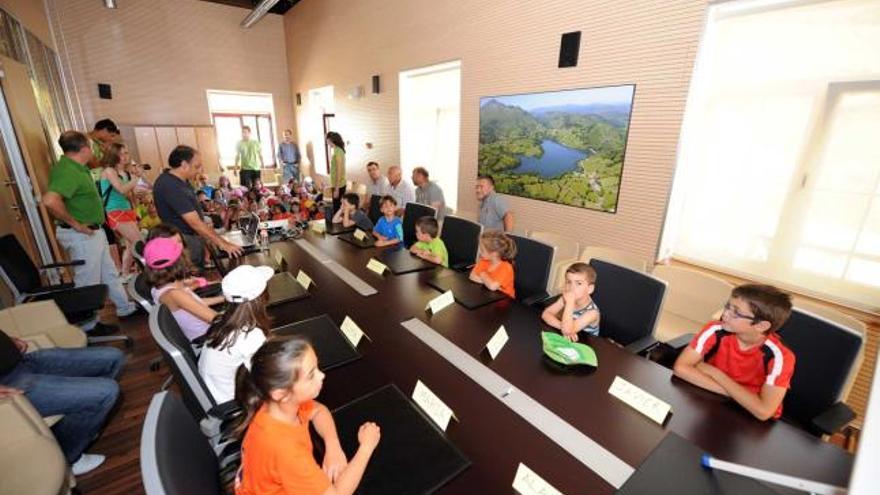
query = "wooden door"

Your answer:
(134, 127), (161, 183)
(195, 126), (222, 179)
